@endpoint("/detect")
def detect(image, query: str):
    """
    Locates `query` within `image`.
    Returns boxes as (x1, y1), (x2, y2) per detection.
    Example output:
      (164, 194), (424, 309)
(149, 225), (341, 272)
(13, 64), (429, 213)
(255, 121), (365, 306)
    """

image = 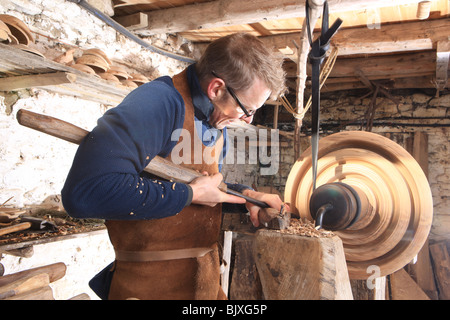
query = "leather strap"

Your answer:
(115, 247), (214, 262)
